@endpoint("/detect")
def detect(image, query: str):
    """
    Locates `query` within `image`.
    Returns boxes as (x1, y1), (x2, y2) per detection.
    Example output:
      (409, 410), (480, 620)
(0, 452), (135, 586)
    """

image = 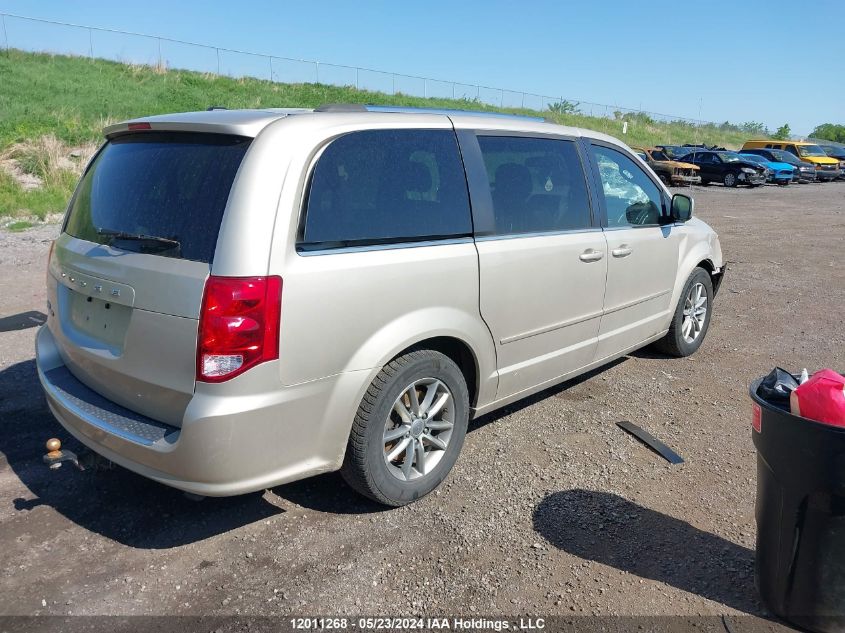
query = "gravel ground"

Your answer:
(0, 182), (842, 626)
